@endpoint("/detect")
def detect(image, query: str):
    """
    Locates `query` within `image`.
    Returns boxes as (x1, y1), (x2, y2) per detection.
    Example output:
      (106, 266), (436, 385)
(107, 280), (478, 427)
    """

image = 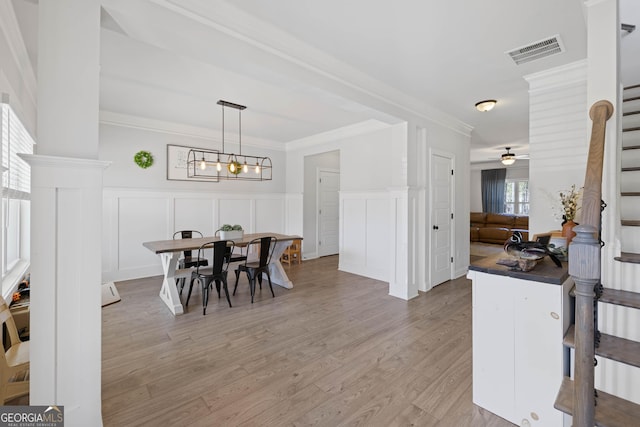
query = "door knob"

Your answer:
(433, 225), (439, 230)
